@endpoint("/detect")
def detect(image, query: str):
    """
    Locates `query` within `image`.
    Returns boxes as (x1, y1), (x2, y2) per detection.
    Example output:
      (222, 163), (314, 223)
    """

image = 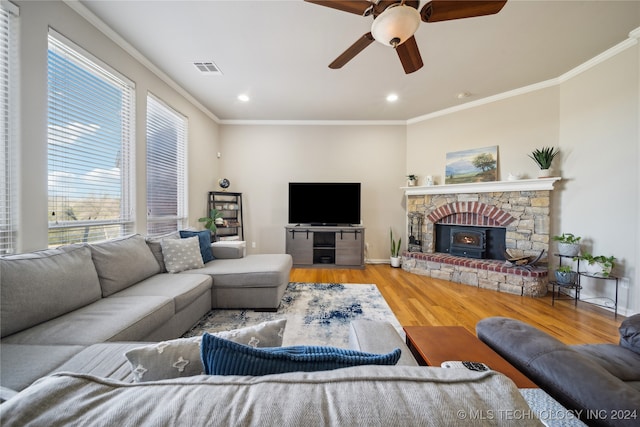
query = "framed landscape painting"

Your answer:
(445, 146), (498, 184)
